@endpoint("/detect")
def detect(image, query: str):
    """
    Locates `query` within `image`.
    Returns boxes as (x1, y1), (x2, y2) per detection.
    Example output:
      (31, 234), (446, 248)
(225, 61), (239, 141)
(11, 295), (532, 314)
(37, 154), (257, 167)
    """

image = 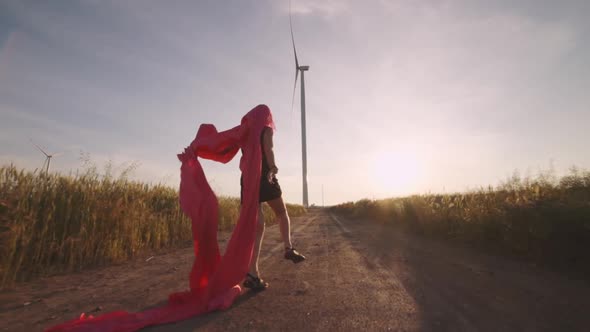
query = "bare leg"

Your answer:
(267, 197), (293, 249)
(249, 204), (265, 276)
